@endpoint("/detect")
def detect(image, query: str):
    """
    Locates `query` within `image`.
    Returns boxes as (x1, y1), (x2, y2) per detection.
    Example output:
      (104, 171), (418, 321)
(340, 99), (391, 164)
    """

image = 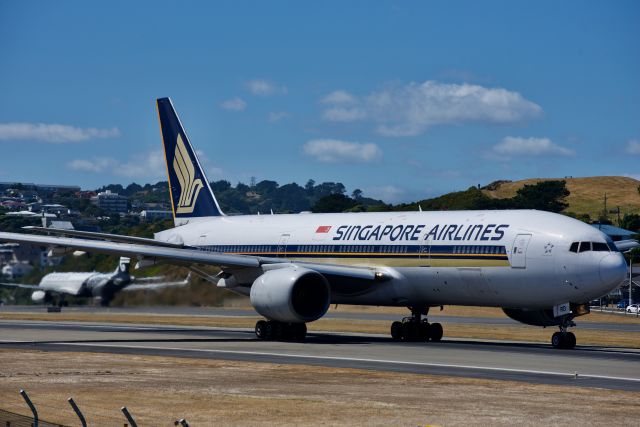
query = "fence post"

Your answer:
(19, 390), (38, 427)
(121, 407), (137, 427)
(67, 398), (87, 427)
